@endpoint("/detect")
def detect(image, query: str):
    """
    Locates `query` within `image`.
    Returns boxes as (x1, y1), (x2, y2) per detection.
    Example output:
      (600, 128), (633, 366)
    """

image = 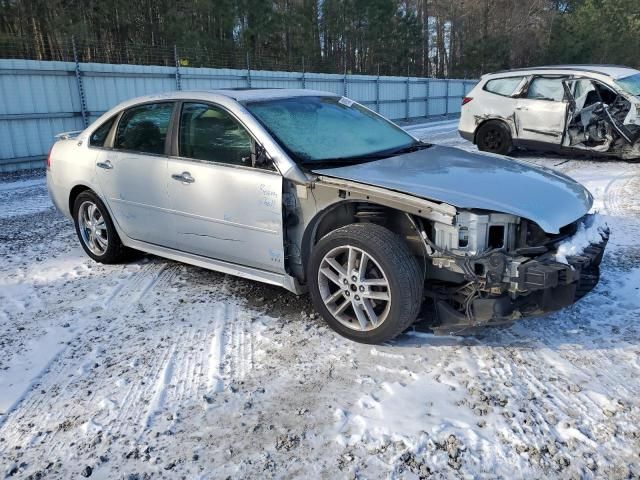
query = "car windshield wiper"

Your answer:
(301, 141), (432, 167)
(387, 141), (432, 156)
